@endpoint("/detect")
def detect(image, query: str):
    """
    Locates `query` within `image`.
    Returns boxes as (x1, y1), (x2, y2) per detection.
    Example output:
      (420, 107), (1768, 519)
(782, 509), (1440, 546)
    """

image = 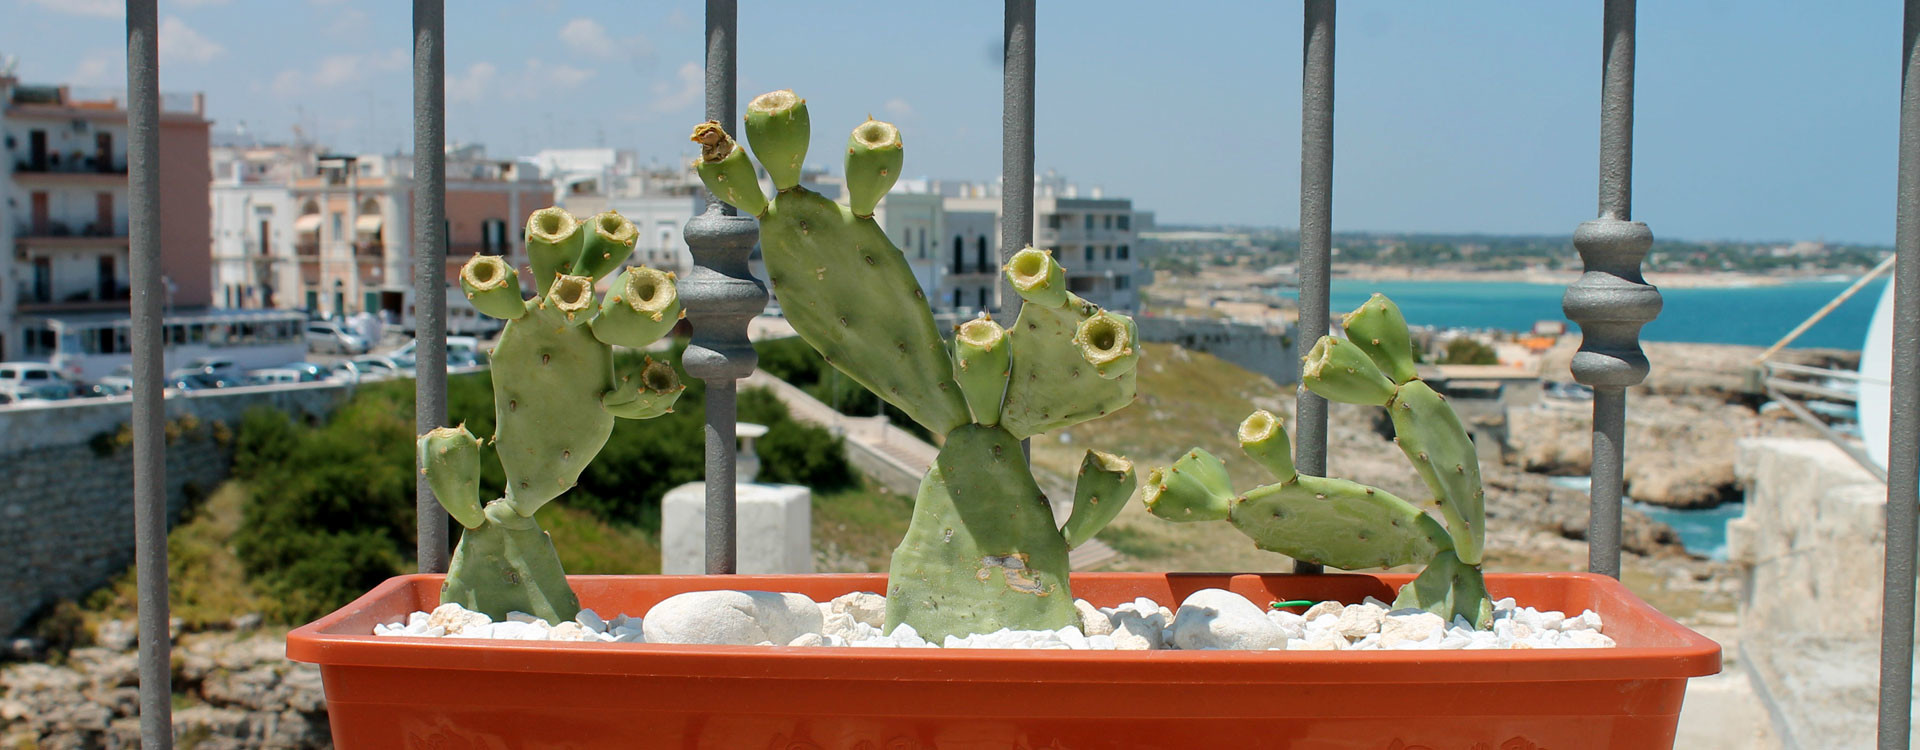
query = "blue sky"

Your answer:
(0, 1), (1905, 244)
